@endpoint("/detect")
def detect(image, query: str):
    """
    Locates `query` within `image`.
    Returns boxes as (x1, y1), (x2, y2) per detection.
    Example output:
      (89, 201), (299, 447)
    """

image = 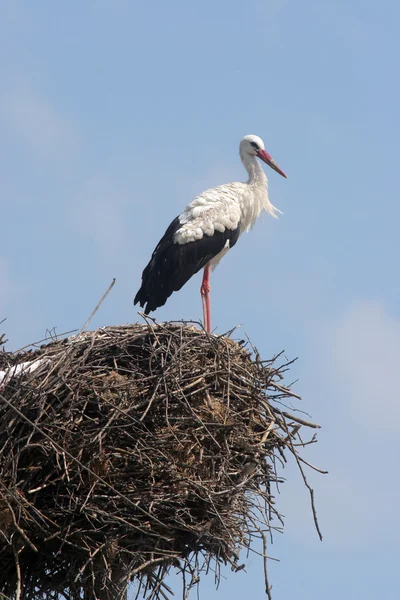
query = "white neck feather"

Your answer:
(239, 153), (282, 232)
(241, 152), (268, 186)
